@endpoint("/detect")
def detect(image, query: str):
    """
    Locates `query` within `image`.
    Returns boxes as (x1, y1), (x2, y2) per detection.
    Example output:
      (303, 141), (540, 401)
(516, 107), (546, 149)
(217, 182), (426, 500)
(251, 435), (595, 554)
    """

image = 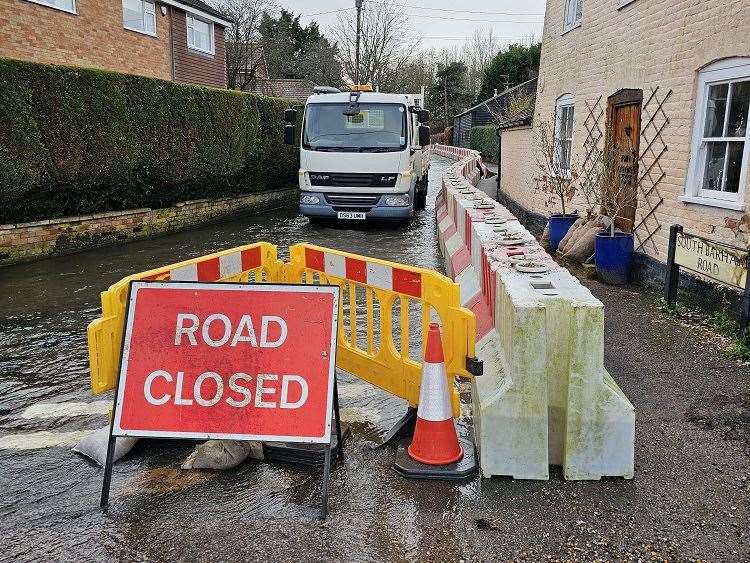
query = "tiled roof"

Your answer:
(249, 79), (316, 102)
(454, 78), (538, 130)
